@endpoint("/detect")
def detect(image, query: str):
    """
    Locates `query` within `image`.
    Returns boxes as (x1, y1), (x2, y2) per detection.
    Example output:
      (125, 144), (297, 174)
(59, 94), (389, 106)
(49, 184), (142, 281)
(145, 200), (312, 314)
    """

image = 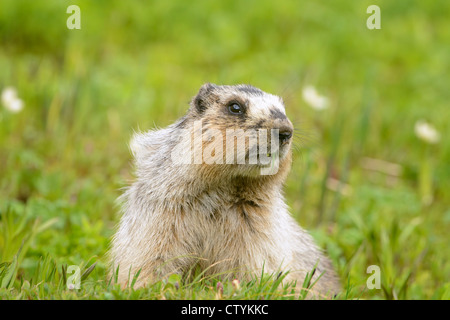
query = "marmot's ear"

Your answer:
(193, 83), (217, 114)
